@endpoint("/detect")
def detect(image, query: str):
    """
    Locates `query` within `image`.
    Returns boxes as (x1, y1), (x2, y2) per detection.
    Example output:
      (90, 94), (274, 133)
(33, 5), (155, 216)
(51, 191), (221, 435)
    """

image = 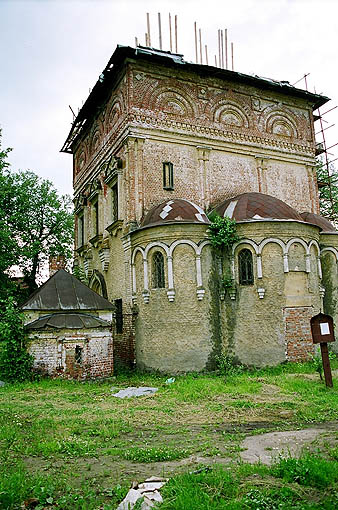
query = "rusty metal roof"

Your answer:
(300, 211), (337, 232)
(25, 313), (110, 330)
(141, 199), (209, 228)
(212, 192), (304, 222)
(21, 269), (114, 311)
(61, 45), (329, 154)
